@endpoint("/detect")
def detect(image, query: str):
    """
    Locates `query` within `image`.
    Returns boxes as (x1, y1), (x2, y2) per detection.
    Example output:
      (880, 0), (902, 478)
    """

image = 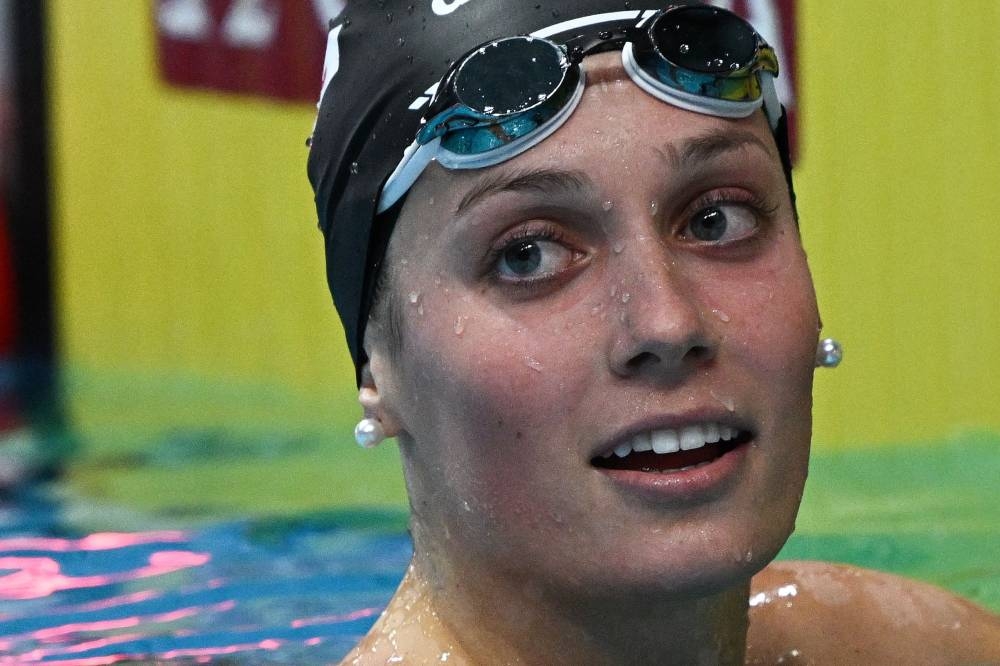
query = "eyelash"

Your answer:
(680, 189), (779, 239)
(485, 223), (573, 285)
